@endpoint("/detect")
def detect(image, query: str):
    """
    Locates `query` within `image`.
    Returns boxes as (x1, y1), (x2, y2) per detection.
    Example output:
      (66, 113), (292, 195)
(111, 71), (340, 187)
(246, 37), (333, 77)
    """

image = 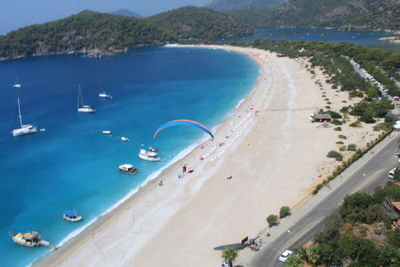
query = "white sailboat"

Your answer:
(77, 85), (96, 113)
(12, 98), (38, 136)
